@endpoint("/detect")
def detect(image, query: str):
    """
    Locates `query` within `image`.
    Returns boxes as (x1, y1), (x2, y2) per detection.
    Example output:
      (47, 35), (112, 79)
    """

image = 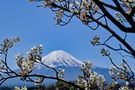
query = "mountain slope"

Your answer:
(42, 50), (83, 67)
